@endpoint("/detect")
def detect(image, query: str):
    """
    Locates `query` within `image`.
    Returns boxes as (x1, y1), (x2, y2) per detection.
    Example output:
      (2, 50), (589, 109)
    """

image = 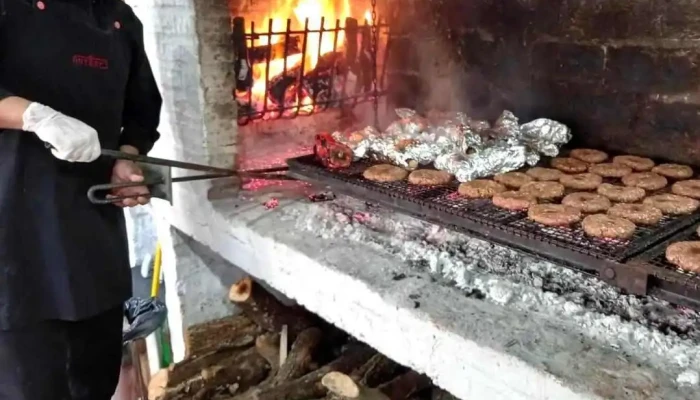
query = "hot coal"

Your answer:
(266, 52), (369, 112)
